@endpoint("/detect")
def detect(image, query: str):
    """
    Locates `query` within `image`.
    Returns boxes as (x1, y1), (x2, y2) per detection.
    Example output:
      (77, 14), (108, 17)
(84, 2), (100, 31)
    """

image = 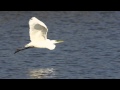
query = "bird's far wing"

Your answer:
(29, 17), (48, 42)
